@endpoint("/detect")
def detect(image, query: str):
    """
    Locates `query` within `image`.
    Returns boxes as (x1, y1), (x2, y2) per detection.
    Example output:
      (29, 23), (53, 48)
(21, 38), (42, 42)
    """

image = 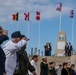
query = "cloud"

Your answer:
(0, 0), (75, 23)
(28, 0), (51, 5)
